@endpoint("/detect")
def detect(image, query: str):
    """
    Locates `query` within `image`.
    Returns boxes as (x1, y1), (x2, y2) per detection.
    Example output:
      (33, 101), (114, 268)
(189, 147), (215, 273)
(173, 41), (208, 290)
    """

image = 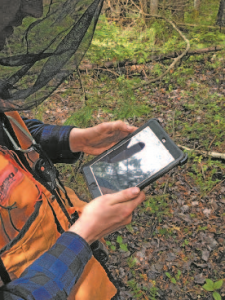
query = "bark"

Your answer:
(194, 0), (201, 11)
(217, 0), (225, 27)
(174, 0), (185, 21)
(140, 0), (148, 23)
(178, 145), (225, 160)
(193, 0), (201, 18)
(150, 0), (158, 15)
